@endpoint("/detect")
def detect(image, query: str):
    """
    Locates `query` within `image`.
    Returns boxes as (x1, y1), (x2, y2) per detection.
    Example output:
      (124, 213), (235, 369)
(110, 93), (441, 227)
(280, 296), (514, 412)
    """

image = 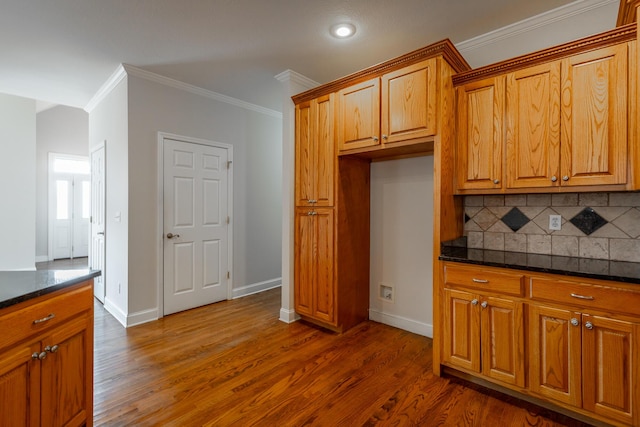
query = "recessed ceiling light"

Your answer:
(330, 23), (356, 39)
